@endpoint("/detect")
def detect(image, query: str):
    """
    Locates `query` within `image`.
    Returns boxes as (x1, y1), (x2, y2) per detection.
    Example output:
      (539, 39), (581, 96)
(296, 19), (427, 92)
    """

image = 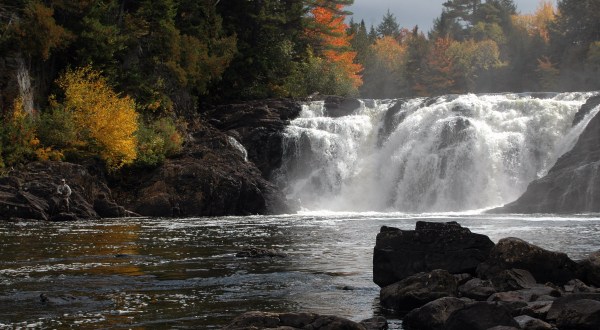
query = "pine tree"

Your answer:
(376, 9), (400, 38)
